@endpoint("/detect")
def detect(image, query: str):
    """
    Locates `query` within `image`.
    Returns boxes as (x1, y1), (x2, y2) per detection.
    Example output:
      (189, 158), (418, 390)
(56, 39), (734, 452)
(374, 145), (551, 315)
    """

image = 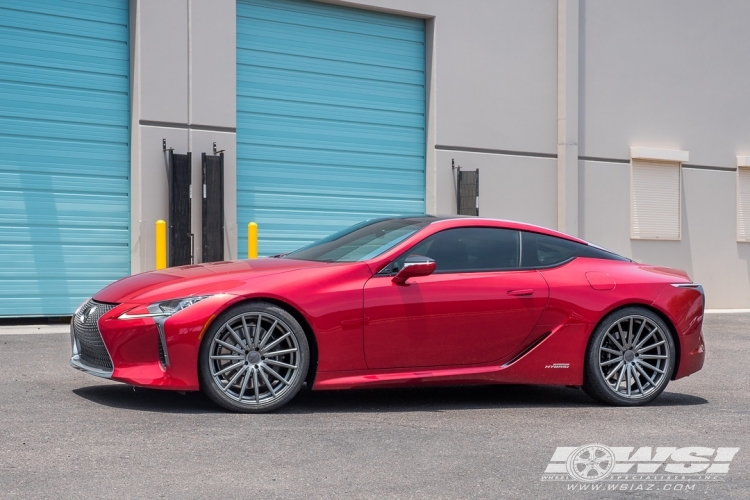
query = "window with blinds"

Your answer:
(631, 160), (681, 240)
(738, 167), (750, 242)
